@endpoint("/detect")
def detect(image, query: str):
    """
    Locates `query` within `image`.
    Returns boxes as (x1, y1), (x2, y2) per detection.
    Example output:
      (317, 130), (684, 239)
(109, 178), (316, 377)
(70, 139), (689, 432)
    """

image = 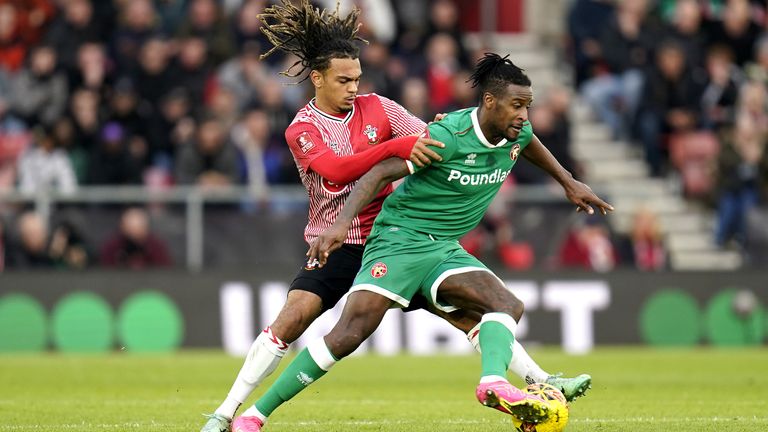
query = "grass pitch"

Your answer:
(1, 347), (766, 431)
